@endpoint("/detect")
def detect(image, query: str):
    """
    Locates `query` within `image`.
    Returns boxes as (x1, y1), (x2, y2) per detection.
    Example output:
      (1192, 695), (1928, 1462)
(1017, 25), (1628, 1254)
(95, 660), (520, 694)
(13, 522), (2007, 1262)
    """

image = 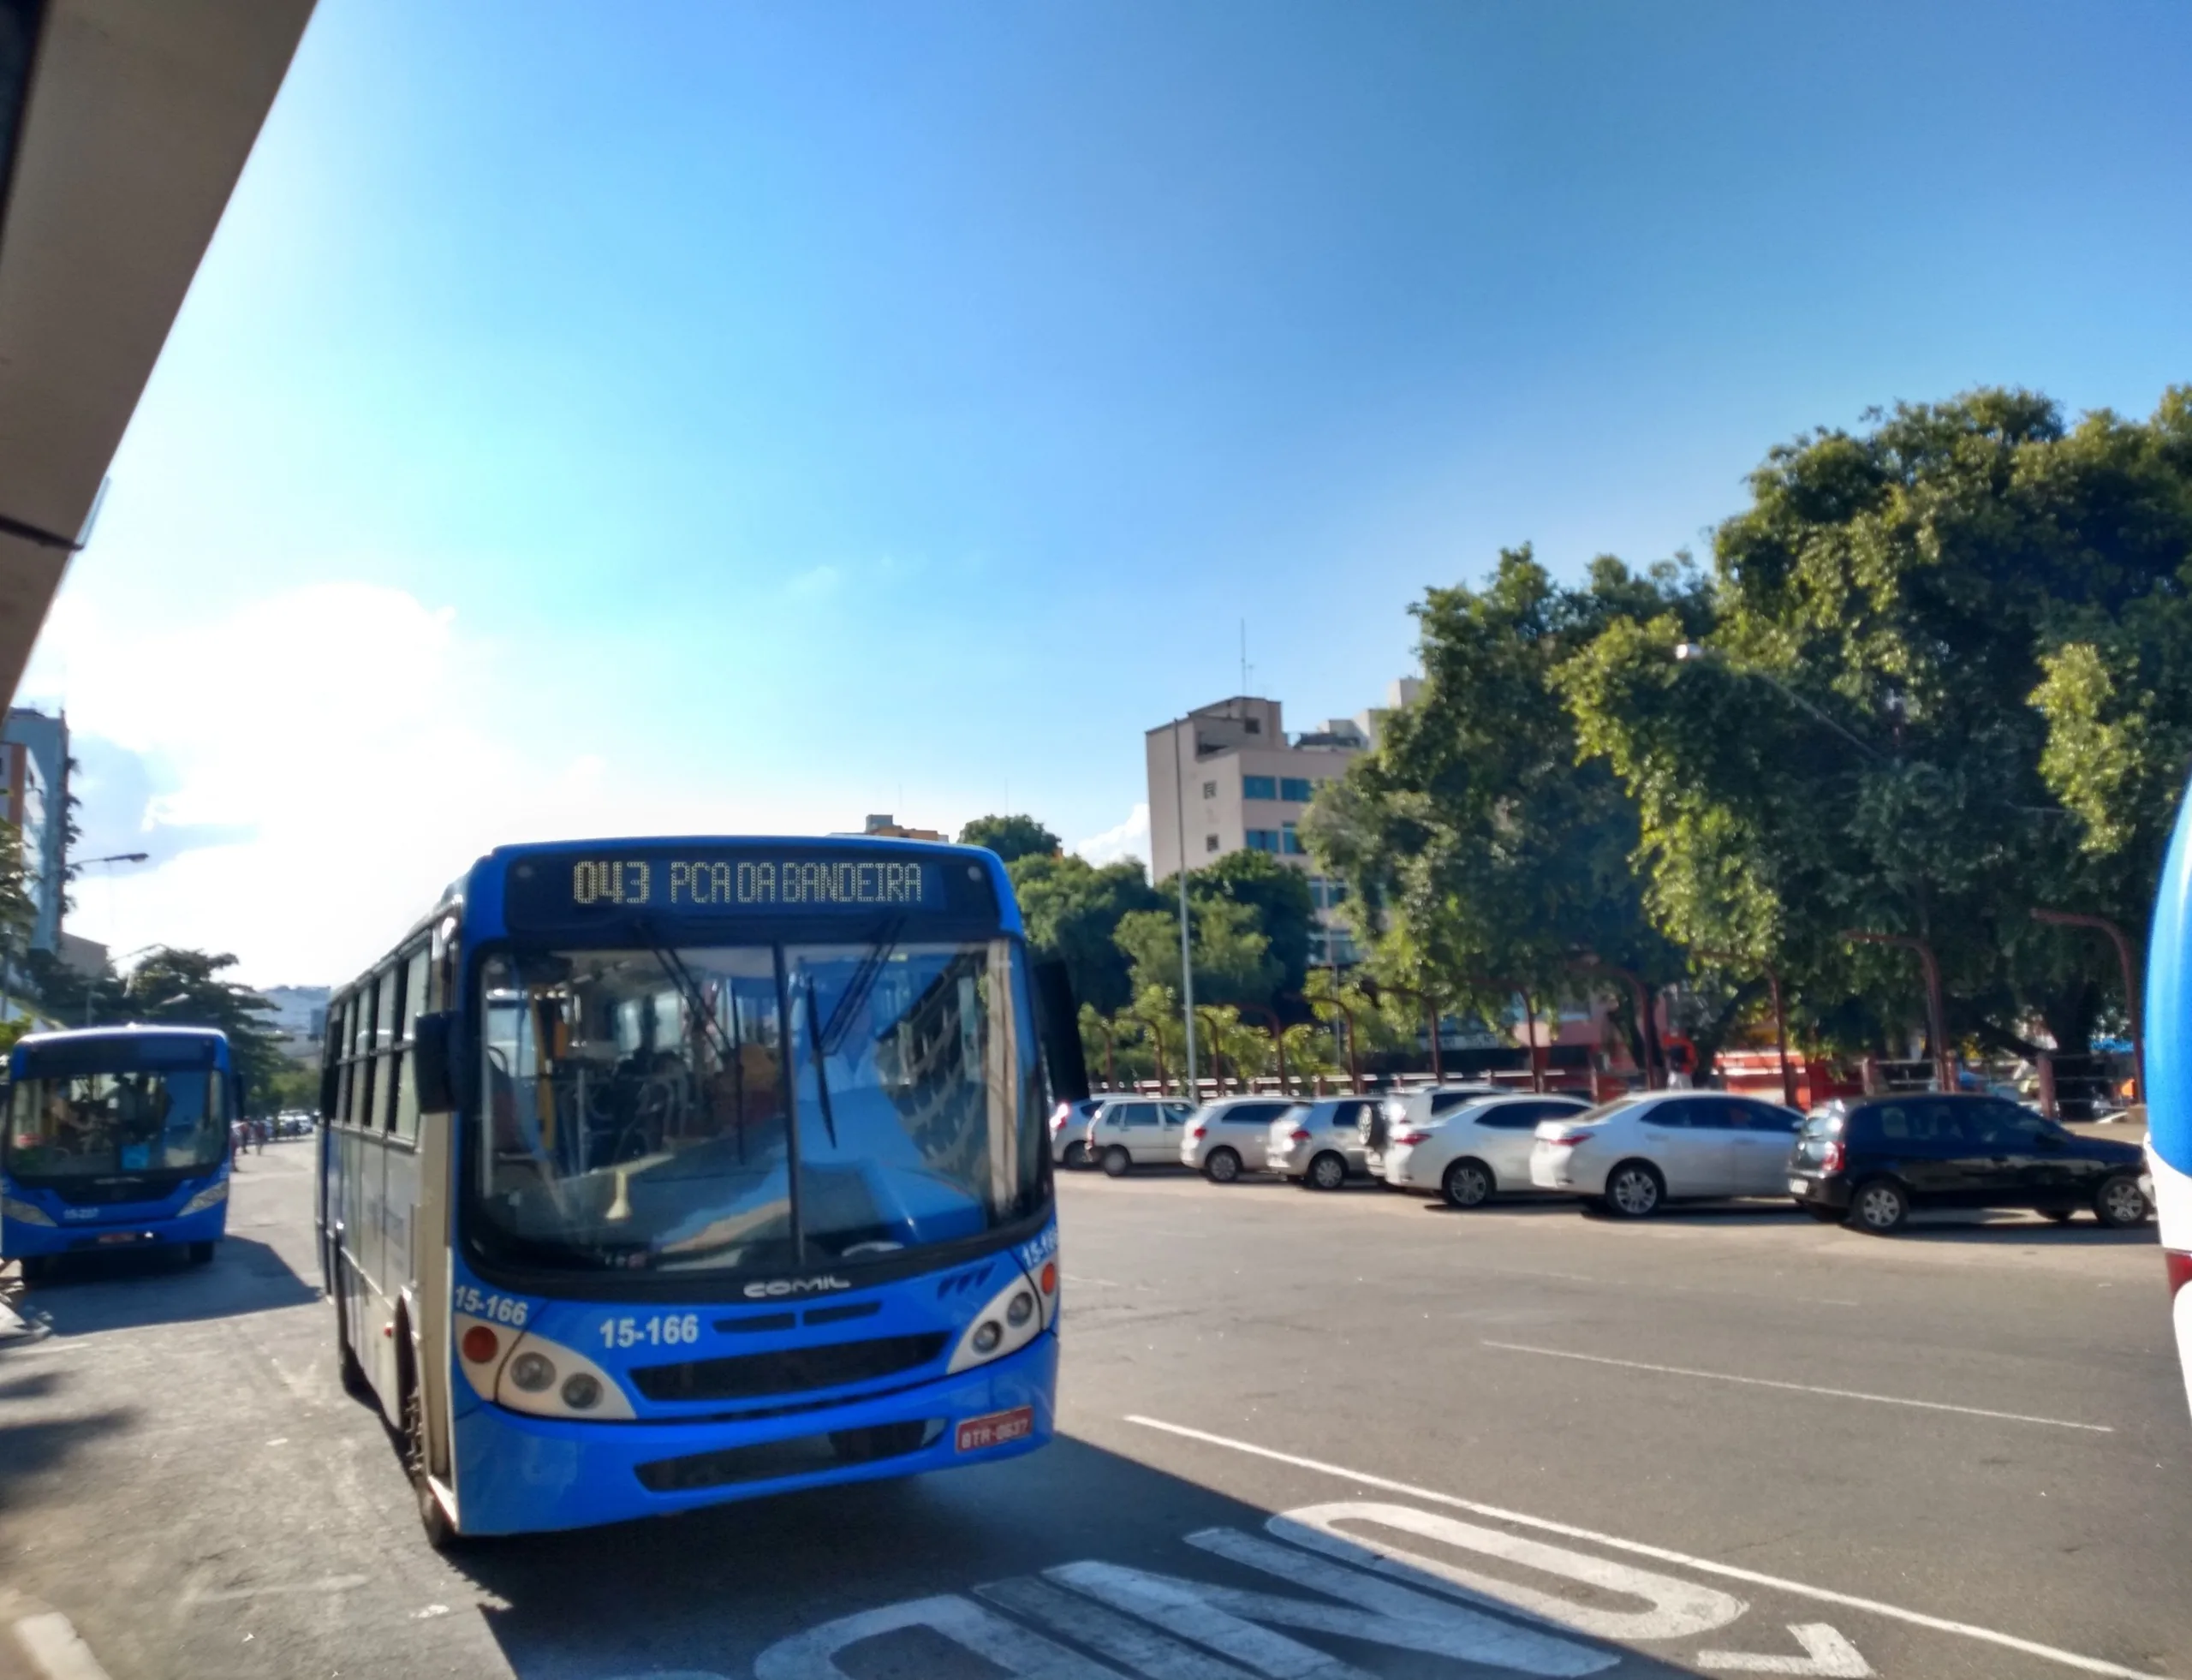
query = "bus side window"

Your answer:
(390, 948), (426, 1143)
(355, 977), (381, 1130)
(334, 999), (354, 1127)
